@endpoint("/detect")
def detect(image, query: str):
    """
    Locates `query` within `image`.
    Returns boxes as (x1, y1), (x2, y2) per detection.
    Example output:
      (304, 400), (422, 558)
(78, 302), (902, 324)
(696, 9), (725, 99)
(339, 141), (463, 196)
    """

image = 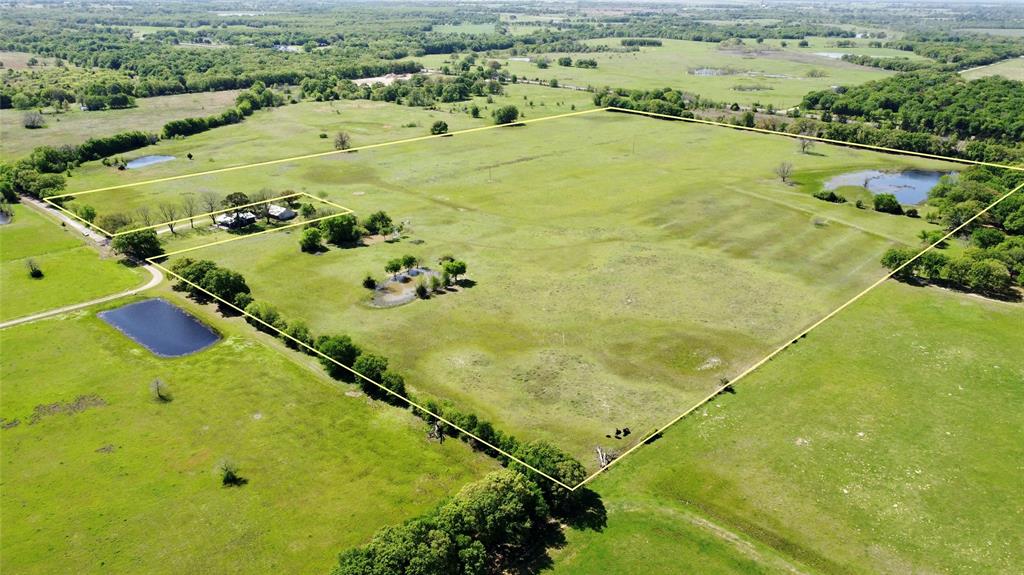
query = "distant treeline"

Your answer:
(801, 71), (1024, 146)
